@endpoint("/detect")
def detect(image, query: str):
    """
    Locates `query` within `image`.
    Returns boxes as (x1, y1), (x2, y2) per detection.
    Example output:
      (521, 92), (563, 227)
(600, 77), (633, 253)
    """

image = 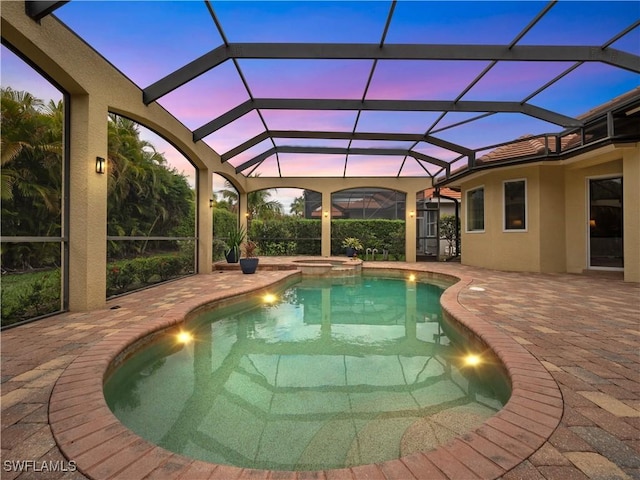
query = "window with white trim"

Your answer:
(466, 187), (484, 232)
(504, 179), (526, 231)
